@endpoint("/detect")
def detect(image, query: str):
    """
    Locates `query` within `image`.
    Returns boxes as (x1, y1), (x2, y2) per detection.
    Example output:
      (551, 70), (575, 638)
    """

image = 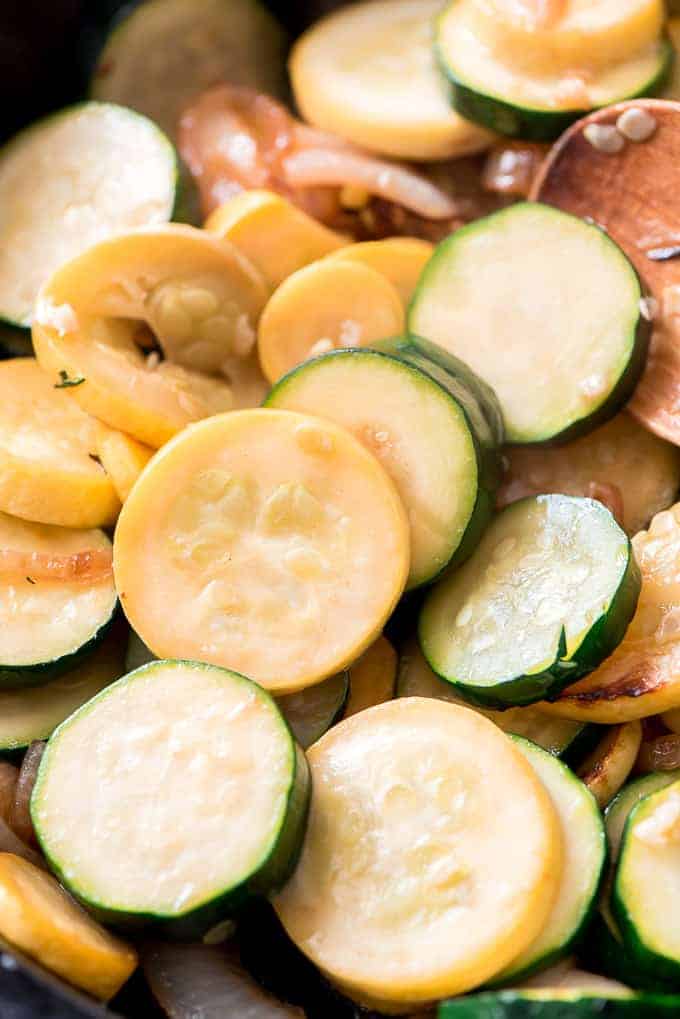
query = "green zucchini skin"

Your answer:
(438, 990), (680, 1018)
(583, 911), (679, 995)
